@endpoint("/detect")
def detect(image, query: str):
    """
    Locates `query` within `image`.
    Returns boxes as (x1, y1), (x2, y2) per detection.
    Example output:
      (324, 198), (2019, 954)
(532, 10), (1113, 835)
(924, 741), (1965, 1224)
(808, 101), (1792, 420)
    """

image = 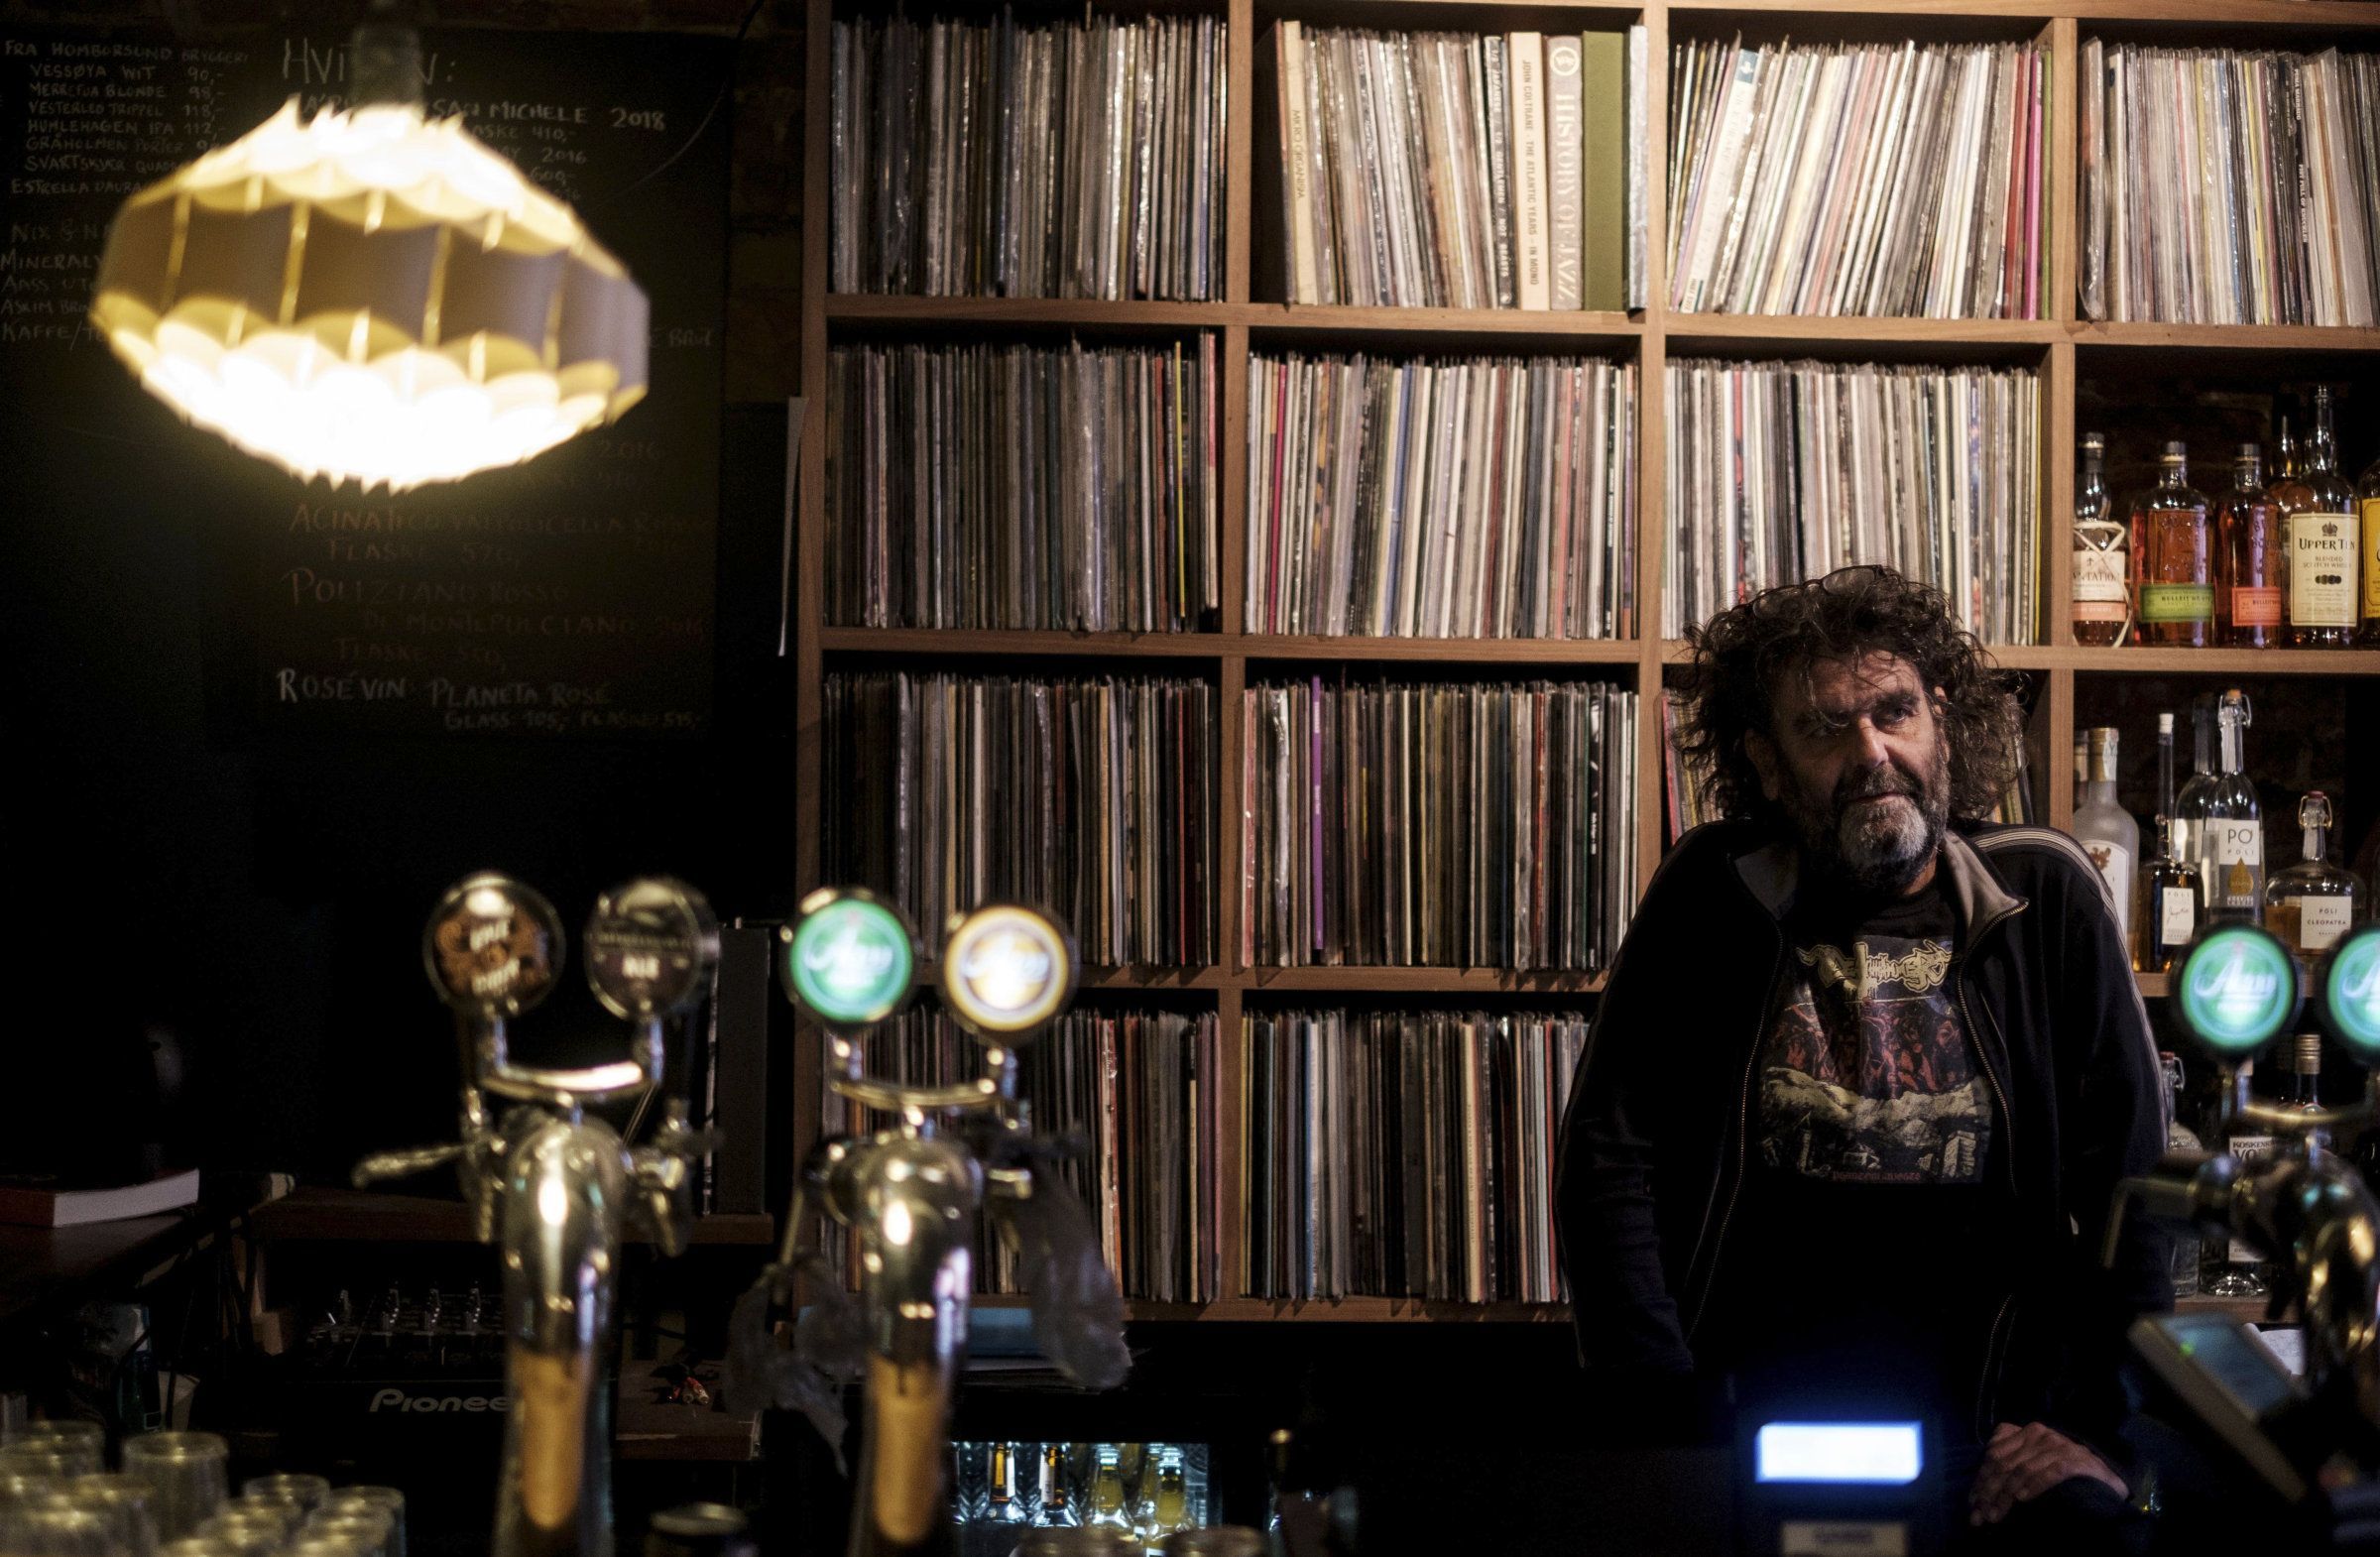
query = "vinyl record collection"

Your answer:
(820, 1007), (1223, 1303)
(1662, 359), (2042, 643)
(1244, 353), (1637, 639)
(1667, 39), (2047, 318)
(828, 12), (1228, 299)
(2081, 43), (2380, 326)
(1242, 1008), (1590, 1302)
(826, 339), (1222, 631)
(1267, 24), (1646, 309)
(823, 671), (1219, 968)
(1657, 689), (2041, 841)
(1241, 678), (1637, 970)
